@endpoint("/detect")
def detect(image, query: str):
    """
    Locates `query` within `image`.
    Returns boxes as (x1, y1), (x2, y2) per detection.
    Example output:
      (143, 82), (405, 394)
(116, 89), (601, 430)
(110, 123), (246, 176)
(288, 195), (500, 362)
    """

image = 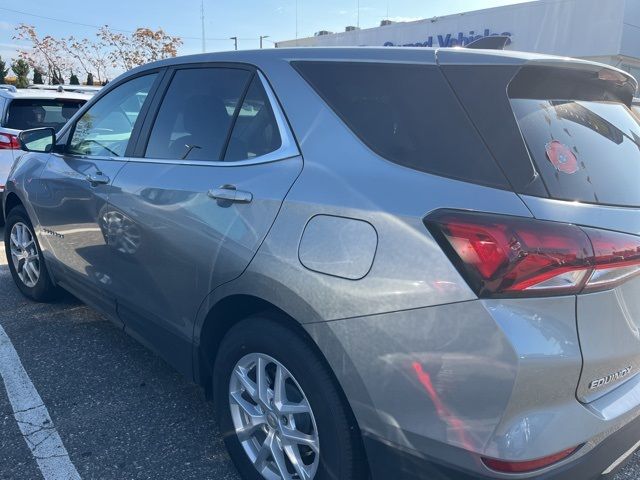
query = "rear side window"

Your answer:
(292, 61), (509, 189)
(224, 76), (281, 161)
(4, 99), (85, 131)
(145, 67), (251, 161)
(511, 99), (640, 207)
